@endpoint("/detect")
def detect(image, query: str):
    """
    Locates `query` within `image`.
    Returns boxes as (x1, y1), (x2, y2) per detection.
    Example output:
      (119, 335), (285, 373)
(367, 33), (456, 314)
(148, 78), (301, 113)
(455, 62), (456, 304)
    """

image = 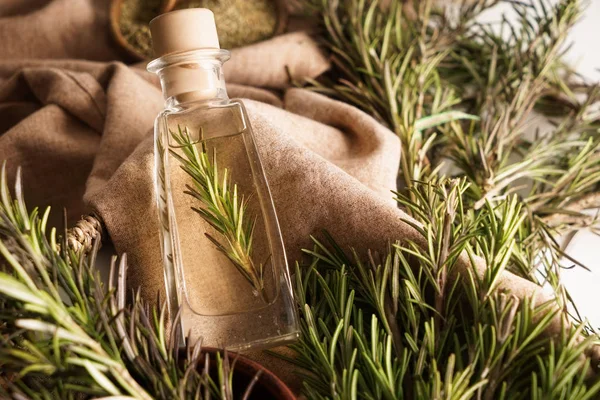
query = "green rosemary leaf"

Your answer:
(414, 111), (480, 132)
